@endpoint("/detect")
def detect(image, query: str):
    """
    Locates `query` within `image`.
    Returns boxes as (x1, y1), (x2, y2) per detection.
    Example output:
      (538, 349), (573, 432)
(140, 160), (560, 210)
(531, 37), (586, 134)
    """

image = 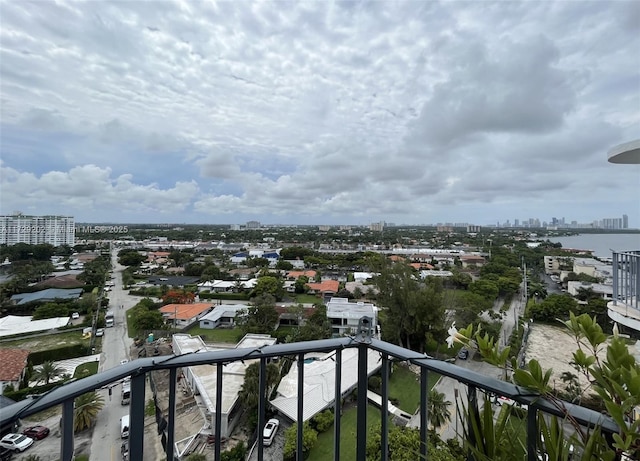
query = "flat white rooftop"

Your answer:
(172, 333), (277, 415)
(0, 315), (70, 338)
